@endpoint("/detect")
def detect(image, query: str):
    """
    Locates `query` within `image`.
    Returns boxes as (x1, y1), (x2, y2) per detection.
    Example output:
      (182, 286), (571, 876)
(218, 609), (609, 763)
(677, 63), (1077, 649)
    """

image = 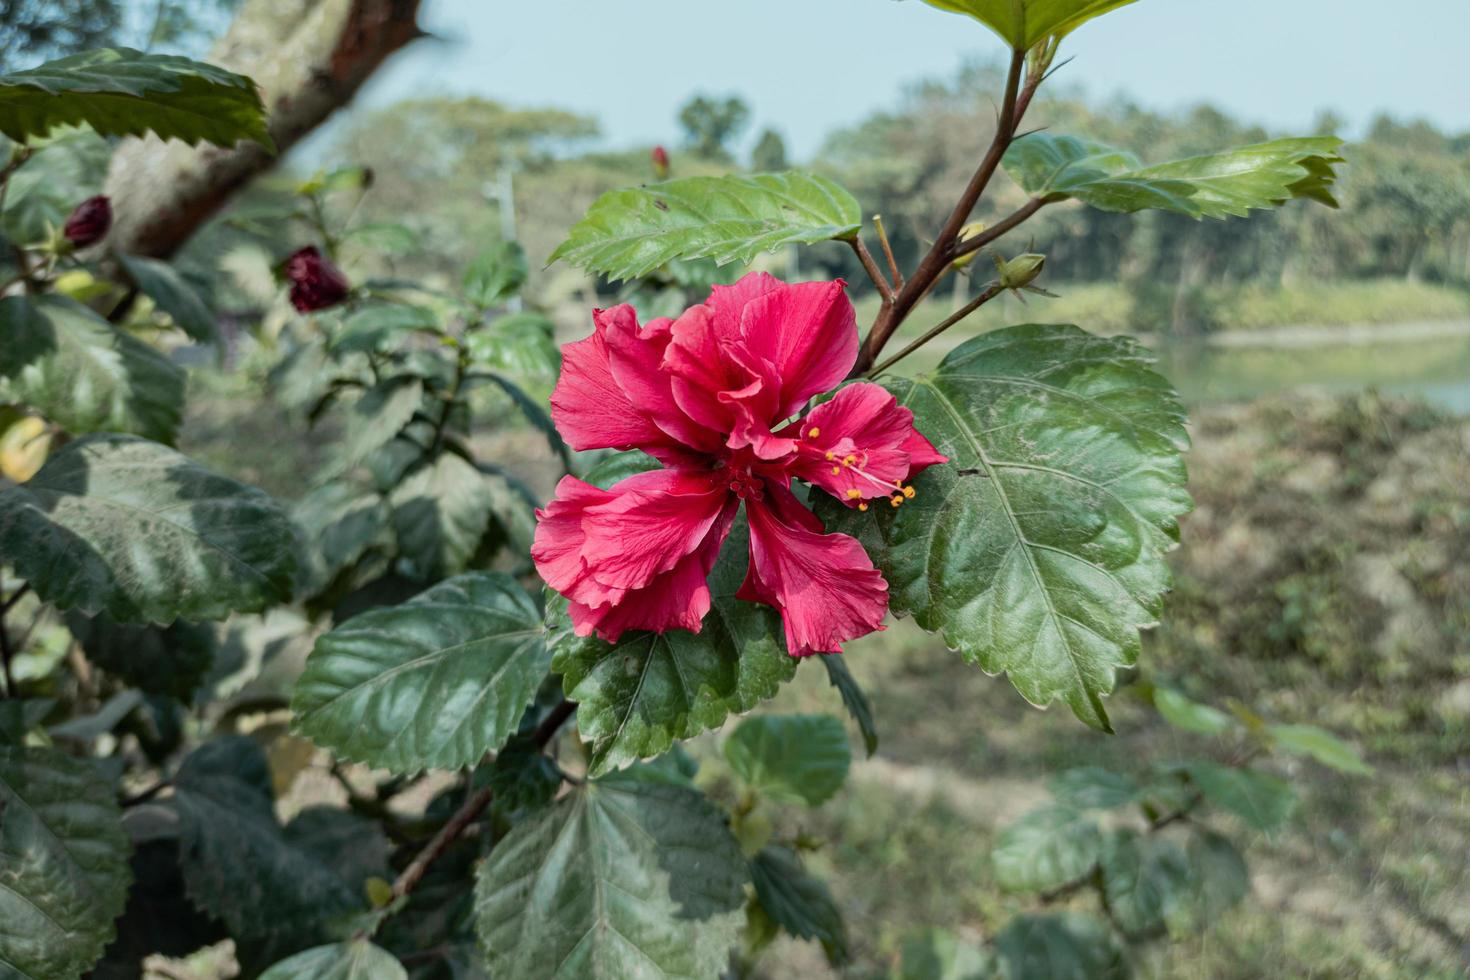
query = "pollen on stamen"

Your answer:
(808, 427), (821, 438)
(858, 502), (868, 511)
(846, 489), (861, 500)
(831, 466), (841, 475)
(890, 495), (903, 507)
(824, 451), (834, 461)
(843, 454), (857, 467)
(903, 486), (916, 499)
